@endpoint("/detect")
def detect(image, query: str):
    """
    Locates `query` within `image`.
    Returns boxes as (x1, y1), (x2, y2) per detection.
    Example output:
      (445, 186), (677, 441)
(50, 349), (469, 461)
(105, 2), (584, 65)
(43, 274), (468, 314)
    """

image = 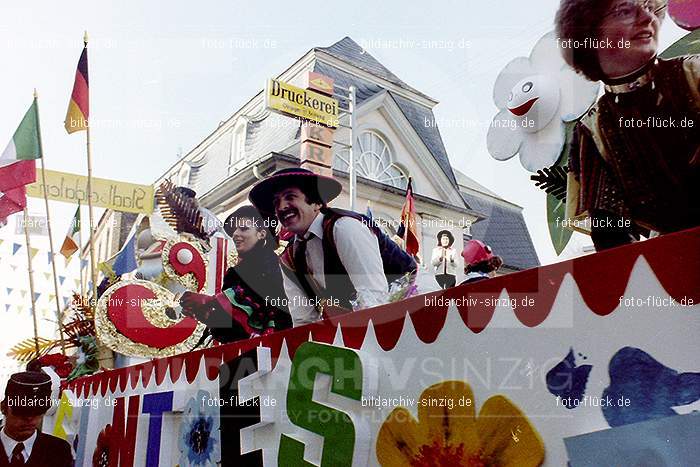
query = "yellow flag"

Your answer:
(29, 247), (39, 260)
